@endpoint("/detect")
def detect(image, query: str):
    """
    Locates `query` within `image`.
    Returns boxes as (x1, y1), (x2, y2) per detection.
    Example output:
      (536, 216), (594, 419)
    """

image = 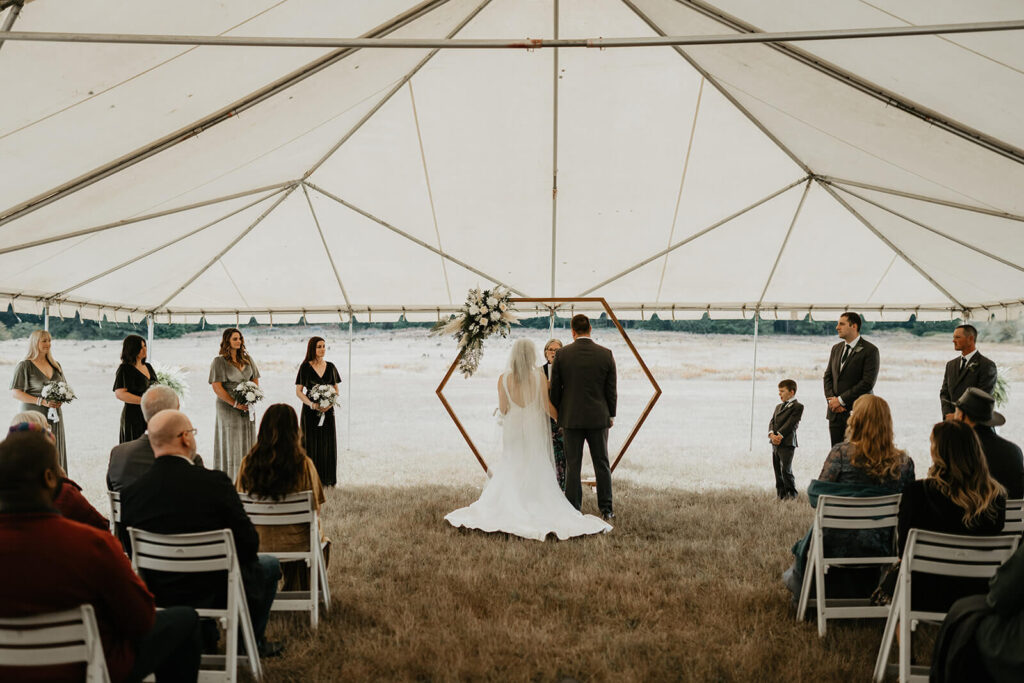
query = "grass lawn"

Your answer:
(260, 484), (905, 681)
